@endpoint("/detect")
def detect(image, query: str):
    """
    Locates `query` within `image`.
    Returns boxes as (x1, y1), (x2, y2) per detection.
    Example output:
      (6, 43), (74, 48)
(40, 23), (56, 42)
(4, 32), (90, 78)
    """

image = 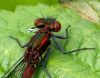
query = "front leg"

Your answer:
(52, 25), (70, 39)
(9, 36), (29, 48)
